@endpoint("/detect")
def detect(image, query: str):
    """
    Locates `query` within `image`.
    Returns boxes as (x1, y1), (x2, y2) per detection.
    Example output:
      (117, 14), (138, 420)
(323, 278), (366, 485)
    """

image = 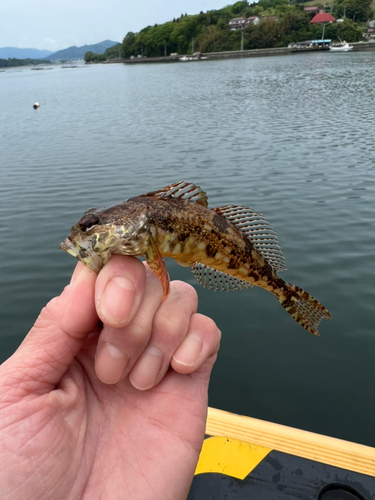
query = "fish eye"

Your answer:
(79, 214), (100, 232)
